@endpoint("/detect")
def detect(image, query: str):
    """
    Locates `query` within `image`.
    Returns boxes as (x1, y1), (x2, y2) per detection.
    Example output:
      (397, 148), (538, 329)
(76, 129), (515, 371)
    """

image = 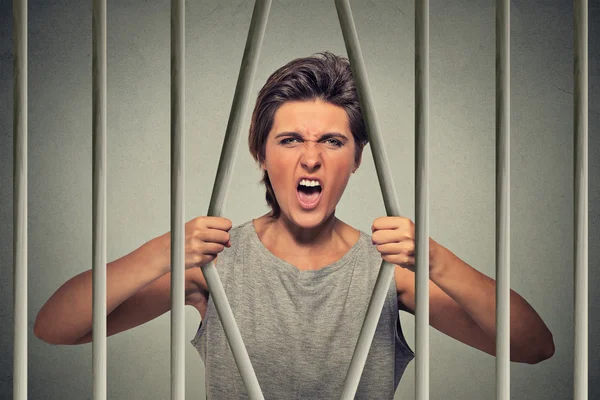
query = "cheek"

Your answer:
(331, 156), (355, 176)
(324, 160), (354, 194)
(264, 153), (290, 187)
(262, 147), (279, 171)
